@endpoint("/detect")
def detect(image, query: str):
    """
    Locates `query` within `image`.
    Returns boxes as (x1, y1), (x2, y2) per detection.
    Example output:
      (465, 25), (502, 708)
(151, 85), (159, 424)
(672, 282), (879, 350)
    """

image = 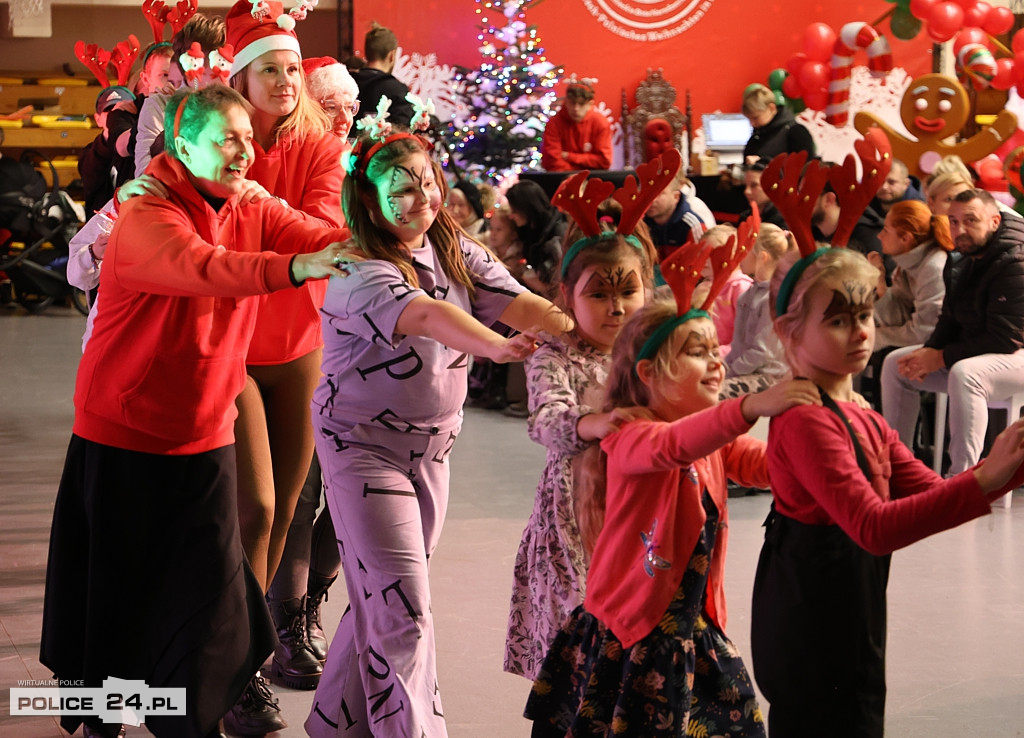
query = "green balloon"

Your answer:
(768, 68), (787, 91)
(890, 8), (921, 41)
(785, 95), (806, 115)
(774, 90), (786, 106)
